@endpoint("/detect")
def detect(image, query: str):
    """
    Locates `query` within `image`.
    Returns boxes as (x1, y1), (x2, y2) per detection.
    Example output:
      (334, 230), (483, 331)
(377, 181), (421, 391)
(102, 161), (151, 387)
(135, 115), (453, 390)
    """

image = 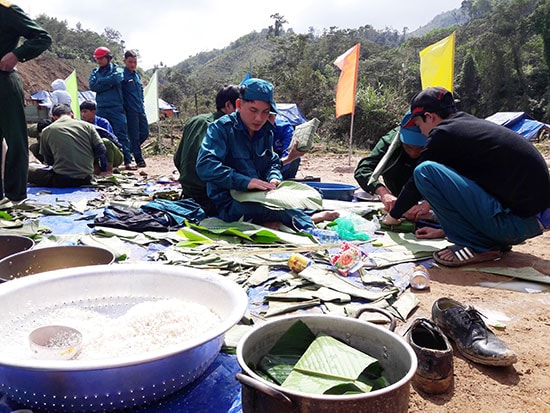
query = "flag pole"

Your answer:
(348, 112), (355, 165)
(157, 117), (162, 155)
